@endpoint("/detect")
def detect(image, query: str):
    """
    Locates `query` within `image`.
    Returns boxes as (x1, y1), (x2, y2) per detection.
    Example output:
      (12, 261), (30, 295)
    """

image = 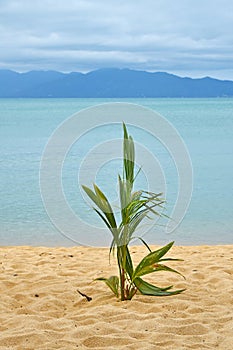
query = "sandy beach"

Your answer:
(0, 244), (232, 349)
